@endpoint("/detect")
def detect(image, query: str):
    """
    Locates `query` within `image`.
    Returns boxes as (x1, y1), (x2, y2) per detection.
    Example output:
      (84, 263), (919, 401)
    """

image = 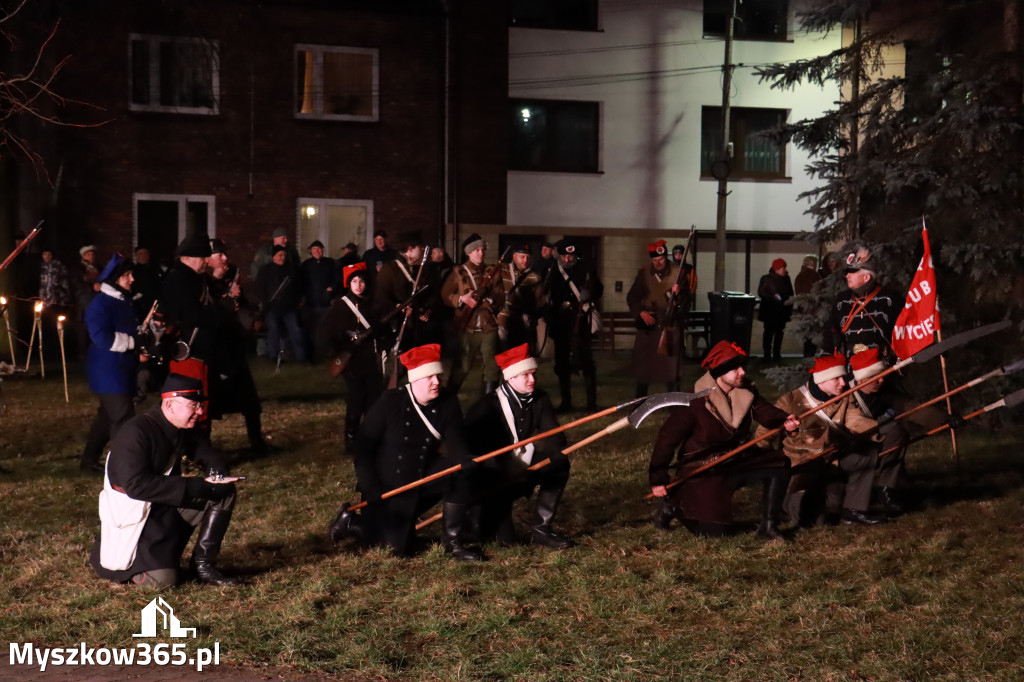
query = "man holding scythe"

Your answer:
(648, 340), (800, 539)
